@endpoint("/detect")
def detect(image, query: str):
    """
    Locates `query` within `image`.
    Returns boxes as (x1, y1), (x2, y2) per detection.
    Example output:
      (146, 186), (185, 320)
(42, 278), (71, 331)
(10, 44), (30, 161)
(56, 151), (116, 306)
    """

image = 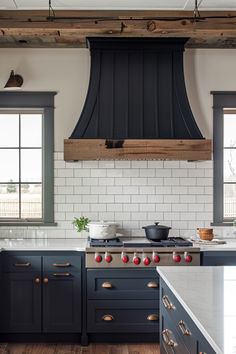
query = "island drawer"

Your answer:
(87, 269), (159, 300)
(87, 299), (159, 333)
(2, 253), (41, 273)
(43, 255), (81, 273)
